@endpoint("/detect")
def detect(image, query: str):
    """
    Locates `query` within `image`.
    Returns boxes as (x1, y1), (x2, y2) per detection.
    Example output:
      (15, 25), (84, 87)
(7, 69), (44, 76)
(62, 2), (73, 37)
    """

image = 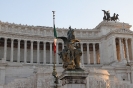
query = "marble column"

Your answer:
(43, 42), (46, 64)
(10, 39), (14, 62)
(80, 43), (84, 64)
(17, 39), (21, 62)
(99, 43), (101, 64)
(113, 37), (117, 61)
(24, 40), (27, 63)
(37, 41), (40, 64)
(4, 38), (7, 60)
(87, 43), (90, 64)
(56, 42), (59, 64)
(30, 41), (33, 63)
(119, 38), (123, 61)
(121, 39), (125, 61)
(93, 43), (96, 64)
(50, 42), (52, 64)
(125, 38), (130, 62)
